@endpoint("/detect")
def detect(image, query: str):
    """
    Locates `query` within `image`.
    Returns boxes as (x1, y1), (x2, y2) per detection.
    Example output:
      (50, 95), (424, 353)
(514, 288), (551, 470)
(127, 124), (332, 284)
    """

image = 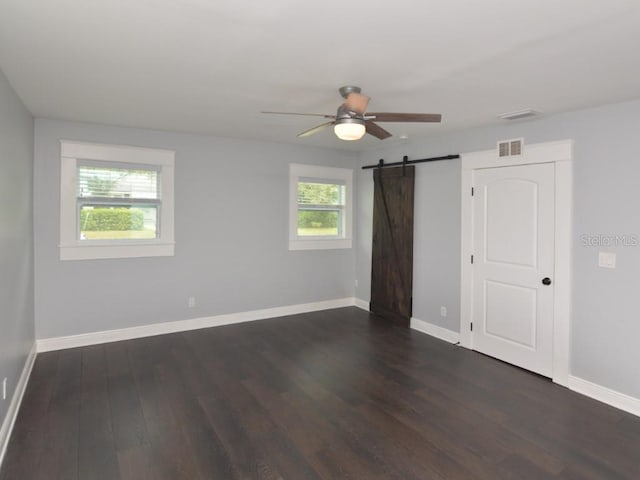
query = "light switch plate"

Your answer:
(598, 251), (616, 269)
